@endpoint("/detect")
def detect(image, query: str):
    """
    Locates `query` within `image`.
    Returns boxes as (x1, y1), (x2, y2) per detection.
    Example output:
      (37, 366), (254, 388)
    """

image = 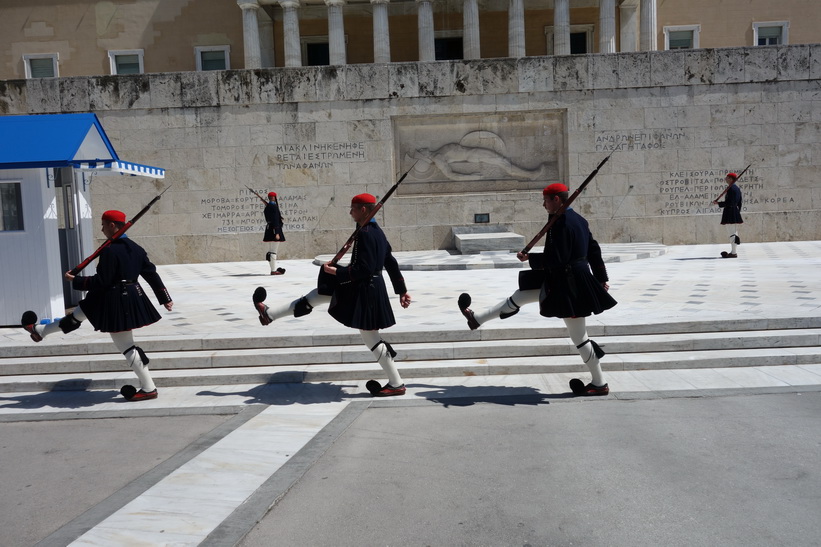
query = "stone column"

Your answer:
(640, 0), (657, 51)
(326, 0), (347, 65)
(553, 0), (570, 56)
(372, 0), (391, 63)
(599, 0), (616, 53)
(508, 0), (525, 58)
(238, 0), (262, 68)
(417, 0), (435, 61)
(619, 0), (639, 52)
(463, 0), (480, 59)
(280, 0), (302, 67)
